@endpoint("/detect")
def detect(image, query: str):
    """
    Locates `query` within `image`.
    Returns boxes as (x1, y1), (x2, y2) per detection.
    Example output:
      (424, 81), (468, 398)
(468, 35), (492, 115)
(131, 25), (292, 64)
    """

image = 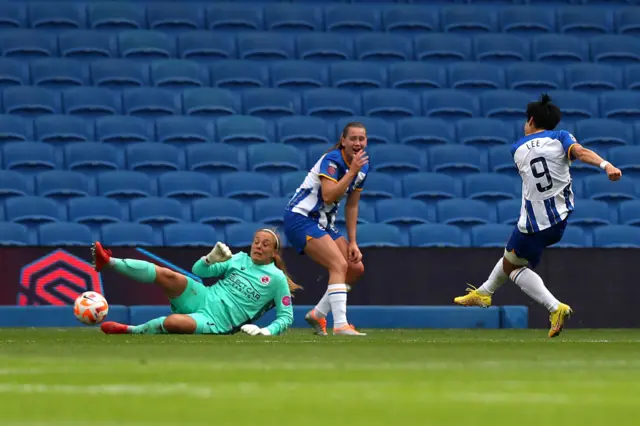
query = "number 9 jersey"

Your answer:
(511, 129), (577, 234)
